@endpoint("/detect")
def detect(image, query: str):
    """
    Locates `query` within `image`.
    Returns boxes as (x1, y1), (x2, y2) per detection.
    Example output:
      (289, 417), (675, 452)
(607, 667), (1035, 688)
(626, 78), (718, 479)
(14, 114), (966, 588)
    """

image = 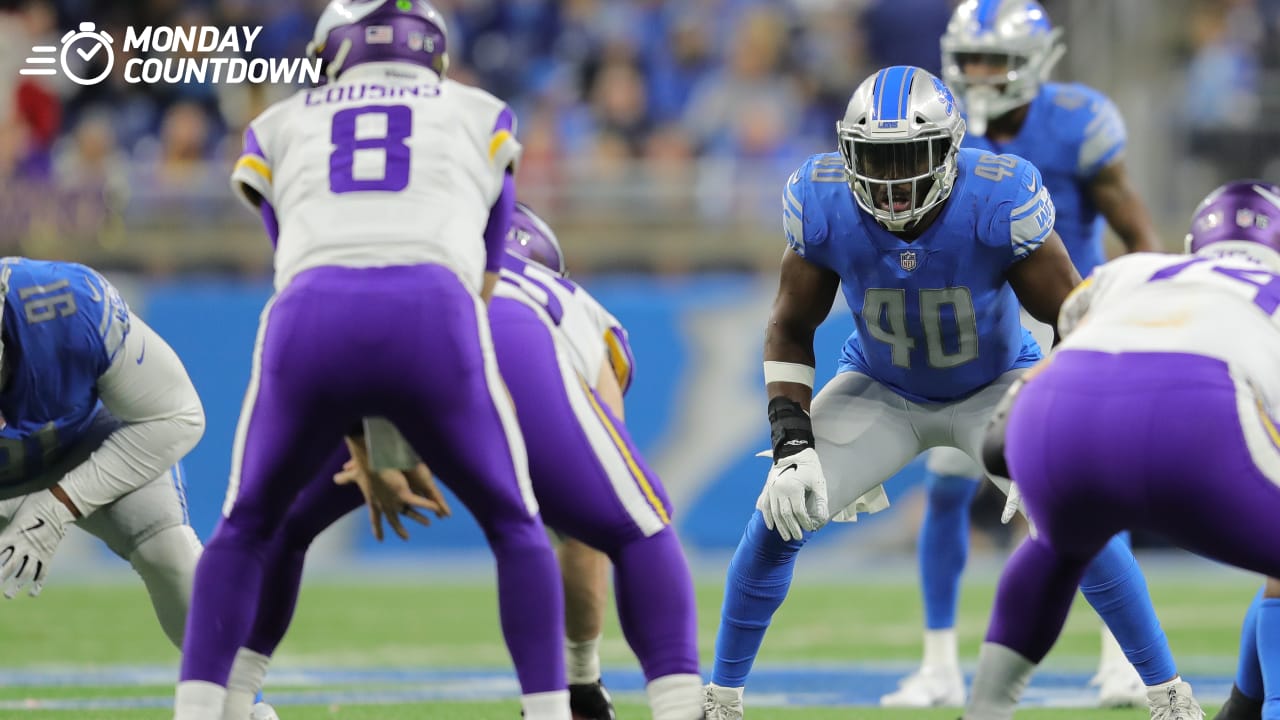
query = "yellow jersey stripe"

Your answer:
(489, 130), (514, 163)
(604, 331), (632, 393)
(579, 377), (670, 525)
(234, 155), (273, 183)
(1257, 399), (1280, 450)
